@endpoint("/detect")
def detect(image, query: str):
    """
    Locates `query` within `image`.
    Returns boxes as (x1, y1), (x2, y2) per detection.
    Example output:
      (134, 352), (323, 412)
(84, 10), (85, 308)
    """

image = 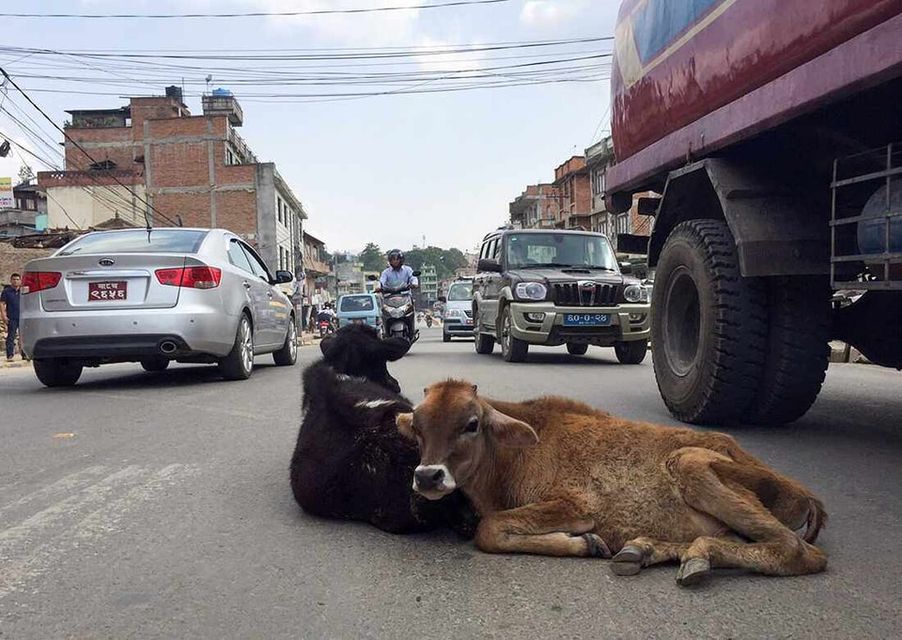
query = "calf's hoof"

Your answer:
(582, 533), (611, 559)
(676, 557), (711, 587)
(611, 545), (644, 576)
